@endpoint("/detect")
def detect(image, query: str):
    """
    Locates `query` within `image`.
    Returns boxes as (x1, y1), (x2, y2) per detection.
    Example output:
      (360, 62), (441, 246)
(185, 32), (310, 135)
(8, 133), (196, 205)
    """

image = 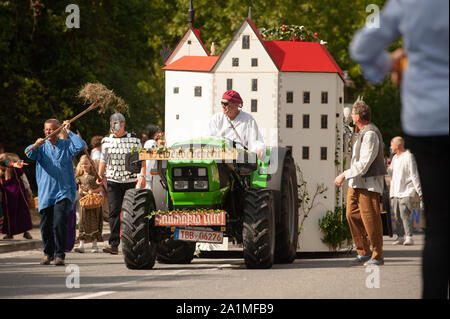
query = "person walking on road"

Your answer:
(335, 99), (386, 266)
(388, 137), (423, 246)
(97, 113), (145, 254)
(25, 119), (86, 266)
